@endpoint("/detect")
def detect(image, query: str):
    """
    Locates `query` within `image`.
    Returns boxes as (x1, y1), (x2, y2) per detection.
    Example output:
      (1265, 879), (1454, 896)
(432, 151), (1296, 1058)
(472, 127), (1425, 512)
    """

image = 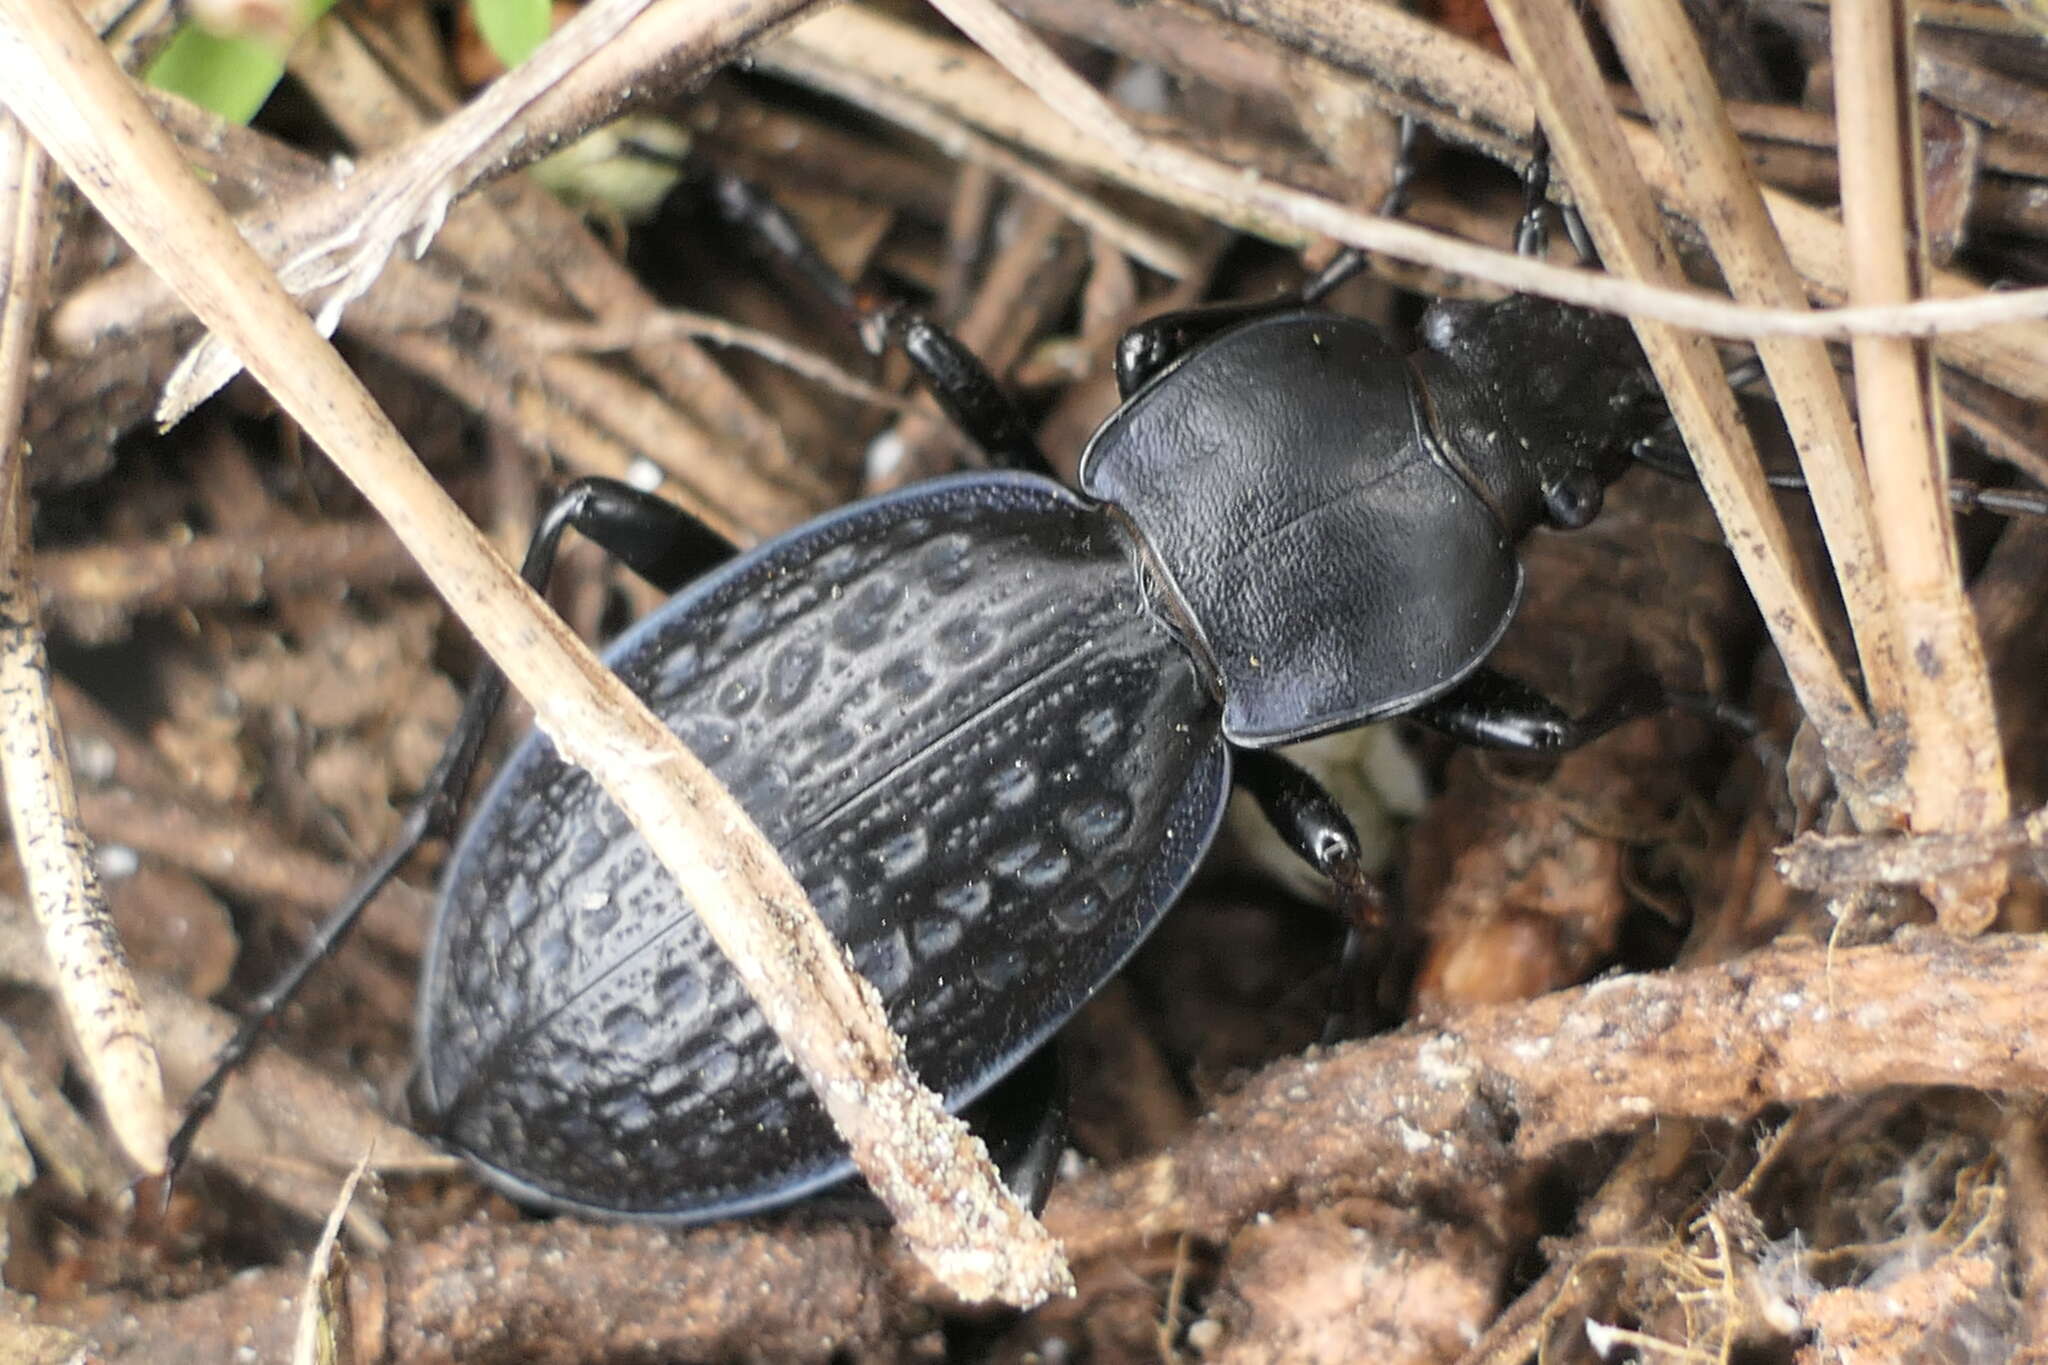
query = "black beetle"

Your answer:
(421, 295), (1677, 1219)
(169, 196), (1682, 1224)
